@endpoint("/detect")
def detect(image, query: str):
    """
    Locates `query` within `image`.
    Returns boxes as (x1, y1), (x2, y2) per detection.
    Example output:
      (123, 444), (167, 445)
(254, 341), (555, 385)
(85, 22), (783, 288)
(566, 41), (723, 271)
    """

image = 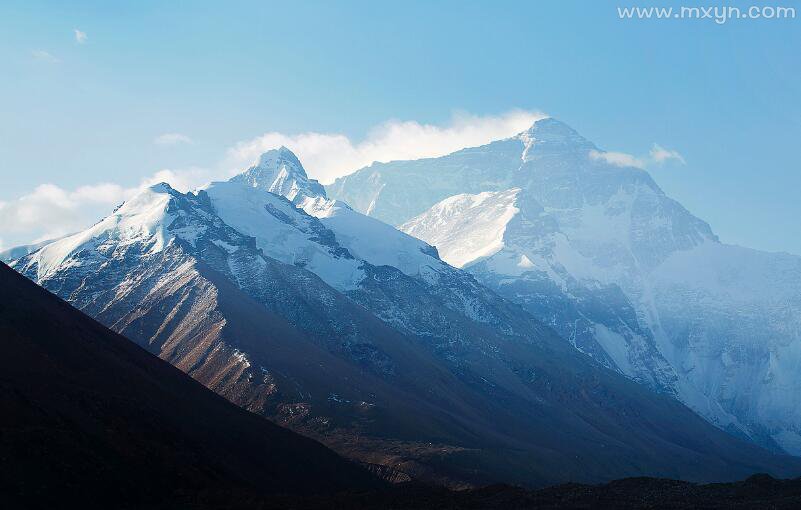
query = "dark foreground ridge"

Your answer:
(0, 262), (380, 509)
(3, 260), (801, 509)
(266, 475), (801, 509)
